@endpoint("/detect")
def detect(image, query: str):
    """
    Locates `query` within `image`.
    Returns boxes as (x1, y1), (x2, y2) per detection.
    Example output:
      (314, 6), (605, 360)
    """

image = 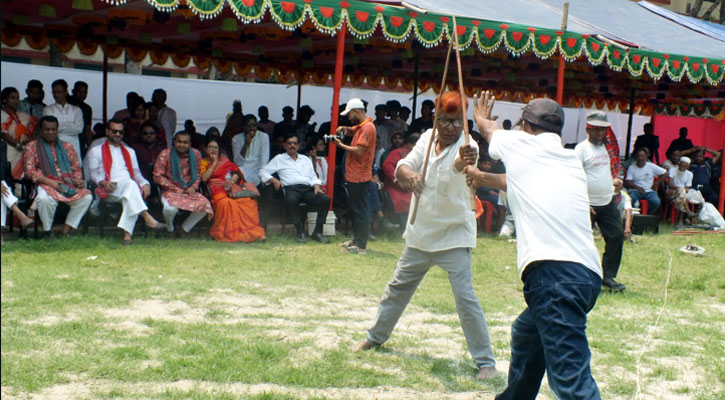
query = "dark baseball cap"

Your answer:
(514, 98), (565, 133)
